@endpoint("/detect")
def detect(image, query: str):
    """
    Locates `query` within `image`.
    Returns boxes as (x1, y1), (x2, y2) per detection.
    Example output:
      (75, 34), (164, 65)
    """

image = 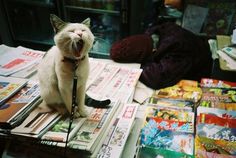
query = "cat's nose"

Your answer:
(74, 30), (82, 37)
